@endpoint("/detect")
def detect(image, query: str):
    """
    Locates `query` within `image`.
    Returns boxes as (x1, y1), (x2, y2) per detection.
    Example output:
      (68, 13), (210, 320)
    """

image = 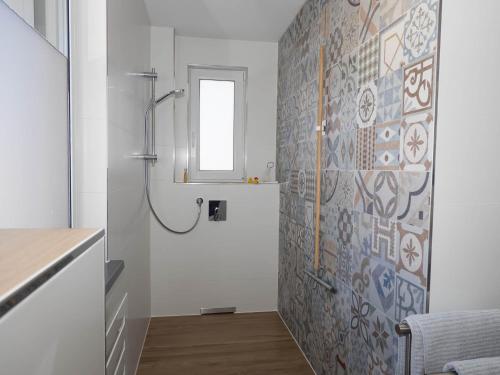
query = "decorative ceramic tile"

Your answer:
(397, 223), (429, 287)
(325, 96), (342, 136)
(354, 170), (375, 214)
(338, 130), (357, 170)
(352, 250), (372, 300)
(380, 0), (406, 29)
(379, 18), (405, 76)
(339, 53), (359, 132)
(331, 171), (355, 210)
(403, 0), (439, 63)
(377, 68), (403, 123)
(351, 291), (376, 349)
(368, 306), (398, 369)
(360, 0), (381, 43)
(290, 169), (315, 203)
(400, 112), (434, 171)
(395, 274), (426, 321)
(337, 244), (353, 285)
(373, 171), (399, 220)
(321, 170), (340, 205)
(397, 172), (431, 228)
(374, 120), (400, 170)
(320, 233), (339, 283)
(356, 126), (376, 170)
(324, 128), (341, 170)
(369, 258), (396, 315)
(305, 201), (315, 230)
(372, 216), (397, 264)
(324, 0), (359, 66)
(367, 350), (396, 375)
(353, 211), (373, 256)
(403, 56), (435, 115)
(338, 208), (355, 246)
(357, 81), (378, 128)
(359, 35), (379, 86)
(321, 203), (338, 238)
